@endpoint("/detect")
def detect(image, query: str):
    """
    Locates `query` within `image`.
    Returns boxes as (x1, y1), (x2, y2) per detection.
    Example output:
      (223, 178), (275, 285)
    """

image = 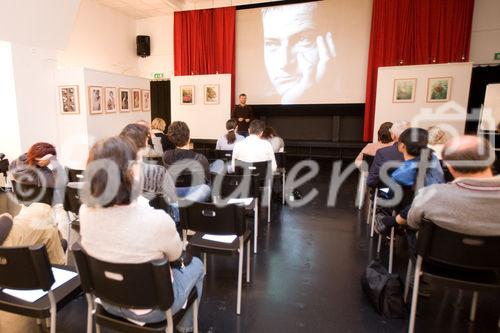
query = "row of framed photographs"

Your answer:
(393, 77), (452, 103)
(59, 86), (151, 115)
(180, 84), (219, 105)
